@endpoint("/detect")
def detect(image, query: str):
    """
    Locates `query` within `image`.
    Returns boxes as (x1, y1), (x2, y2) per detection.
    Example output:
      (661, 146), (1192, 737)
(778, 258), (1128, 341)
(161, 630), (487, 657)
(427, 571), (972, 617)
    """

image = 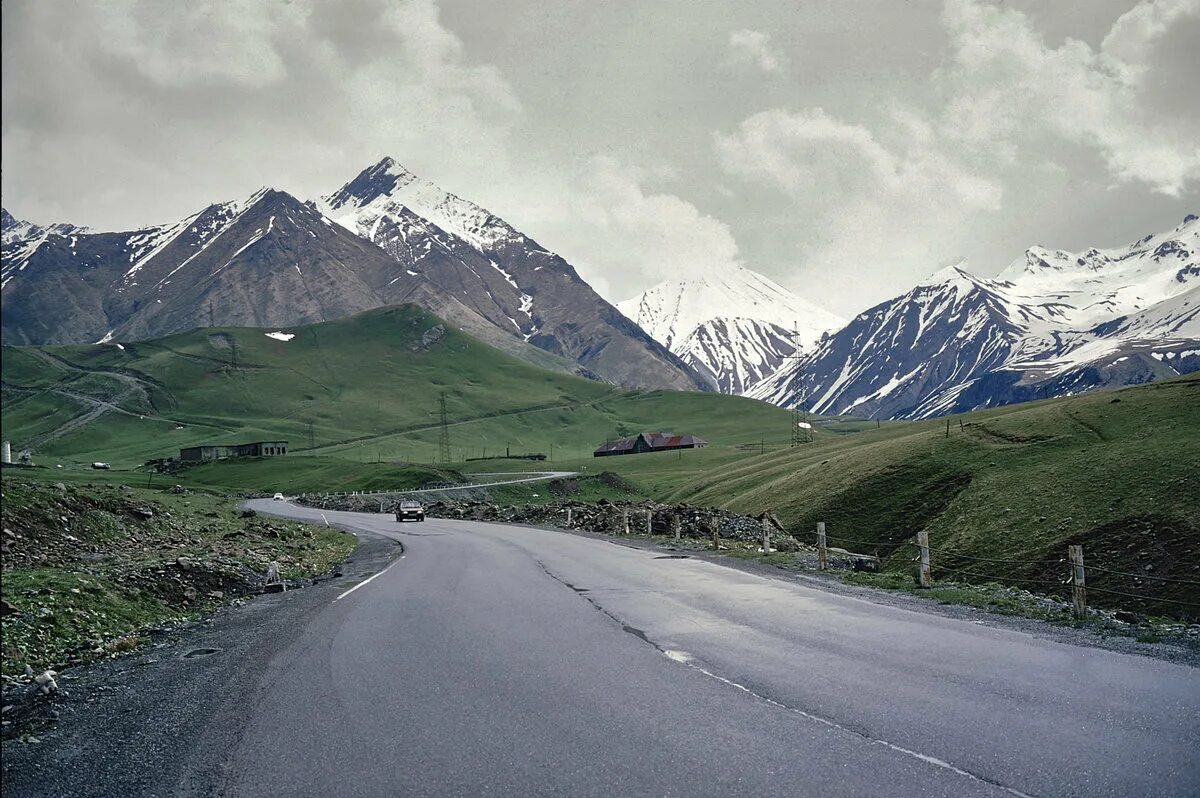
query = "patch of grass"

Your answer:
(166, 456), (463, 494)
(2, 570), (175, 677)
(0, 479), (356, 676)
